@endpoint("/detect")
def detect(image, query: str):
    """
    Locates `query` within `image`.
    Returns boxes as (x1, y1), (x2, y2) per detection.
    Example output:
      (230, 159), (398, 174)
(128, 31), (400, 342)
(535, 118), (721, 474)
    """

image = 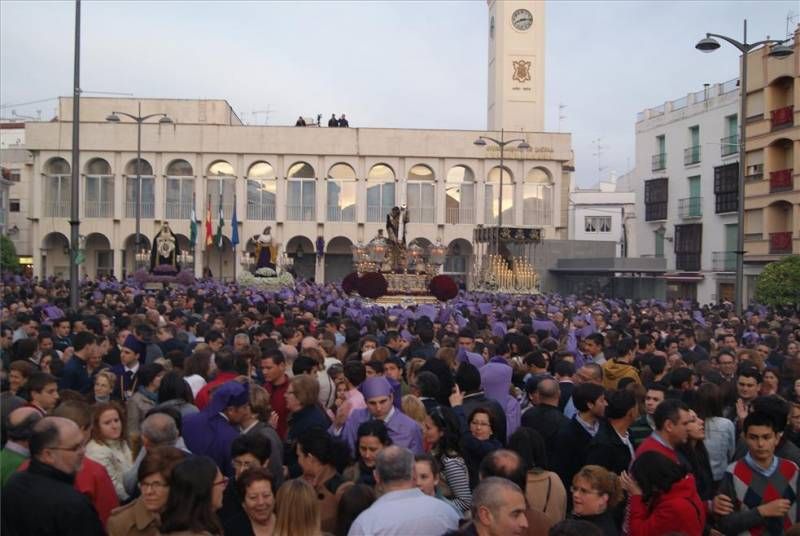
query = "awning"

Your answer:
(663, 272), (704, 282)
